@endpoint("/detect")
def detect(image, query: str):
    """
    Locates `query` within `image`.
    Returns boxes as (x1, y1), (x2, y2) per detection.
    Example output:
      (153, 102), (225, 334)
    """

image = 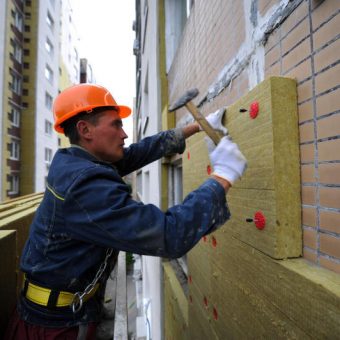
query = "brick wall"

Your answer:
(265, 0), (340, 273)
(168, 0), (340, 274)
